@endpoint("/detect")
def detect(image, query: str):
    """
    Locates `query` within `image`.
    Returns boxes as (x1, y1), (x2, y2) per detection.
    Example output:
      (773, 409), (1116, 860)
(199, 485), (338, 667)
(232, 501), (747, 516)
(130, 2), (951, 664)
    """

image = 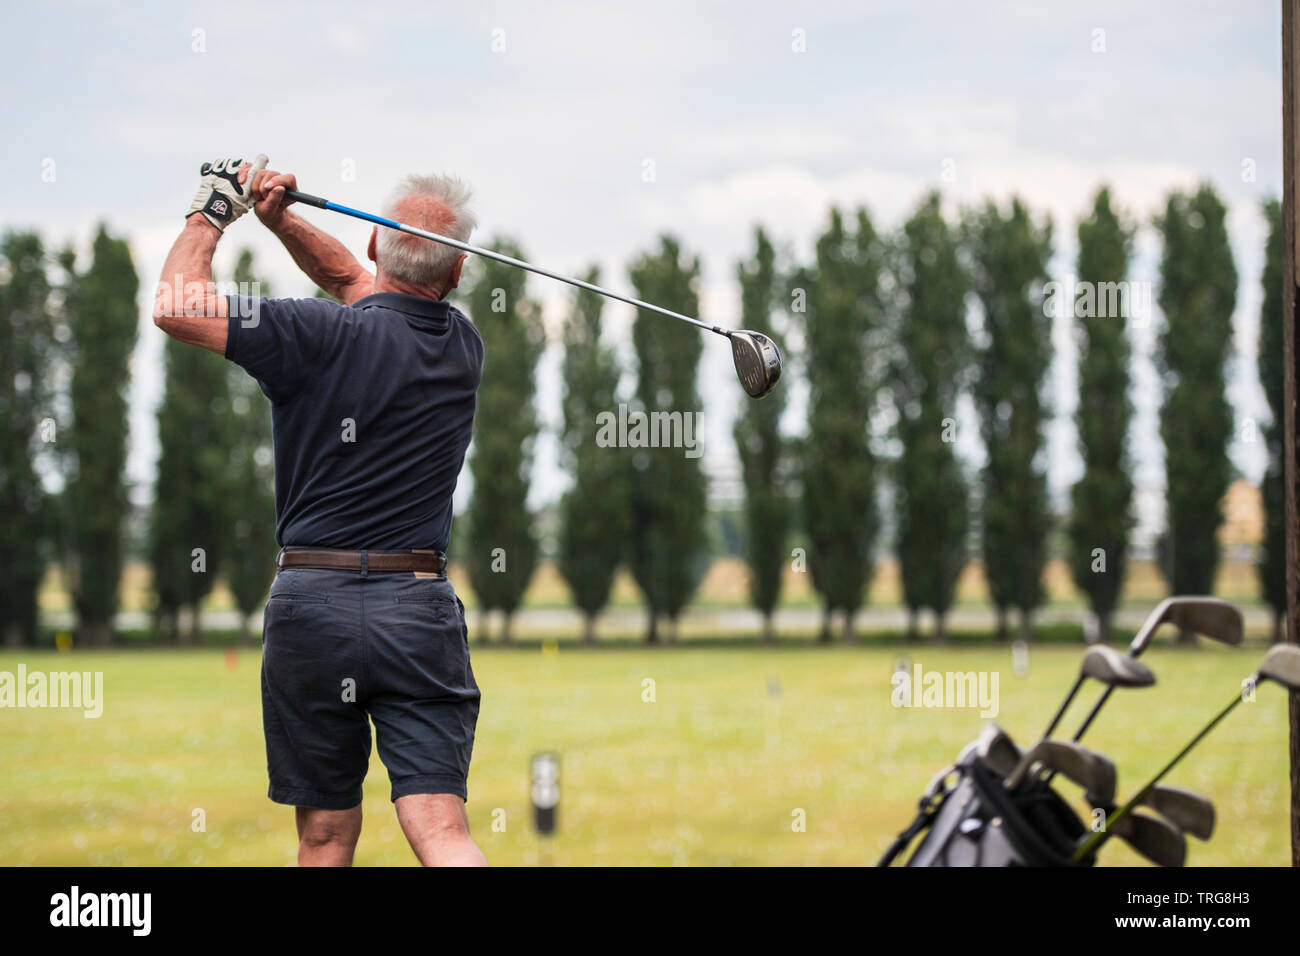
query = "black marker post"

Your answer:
(530, 752), (559, 864)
